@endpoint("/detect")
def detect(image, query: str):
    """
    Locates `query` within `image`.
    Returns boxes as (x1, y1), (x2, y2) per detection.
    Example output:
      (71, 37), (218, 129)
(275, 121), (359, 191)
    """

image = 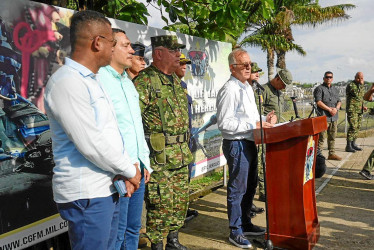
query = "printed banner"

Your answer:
(304, 135), (315, 184)
(0, 0), (231, 248)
